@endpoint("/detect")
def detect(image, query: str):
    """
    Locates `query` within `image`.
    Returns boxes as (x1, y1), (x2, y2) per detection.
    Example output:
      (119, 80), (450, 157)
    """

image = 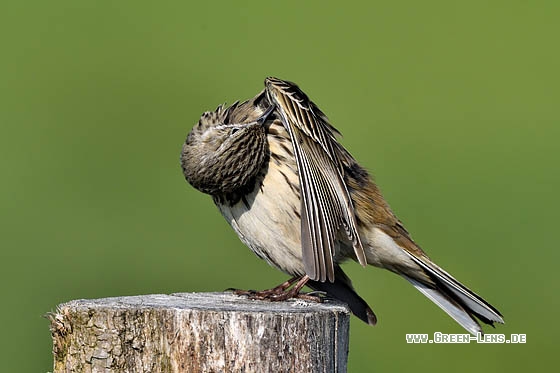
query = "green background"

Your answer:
(1, 1), (558, 372)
